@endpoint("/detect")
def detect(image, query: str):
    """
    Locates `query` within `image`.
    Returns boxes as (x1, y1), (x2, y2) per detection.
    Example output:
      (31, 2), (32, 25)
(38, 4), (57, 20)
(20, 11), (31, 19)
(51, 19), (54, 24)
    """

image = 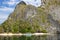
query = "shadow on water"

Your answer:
(0, 34), (59, 40)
